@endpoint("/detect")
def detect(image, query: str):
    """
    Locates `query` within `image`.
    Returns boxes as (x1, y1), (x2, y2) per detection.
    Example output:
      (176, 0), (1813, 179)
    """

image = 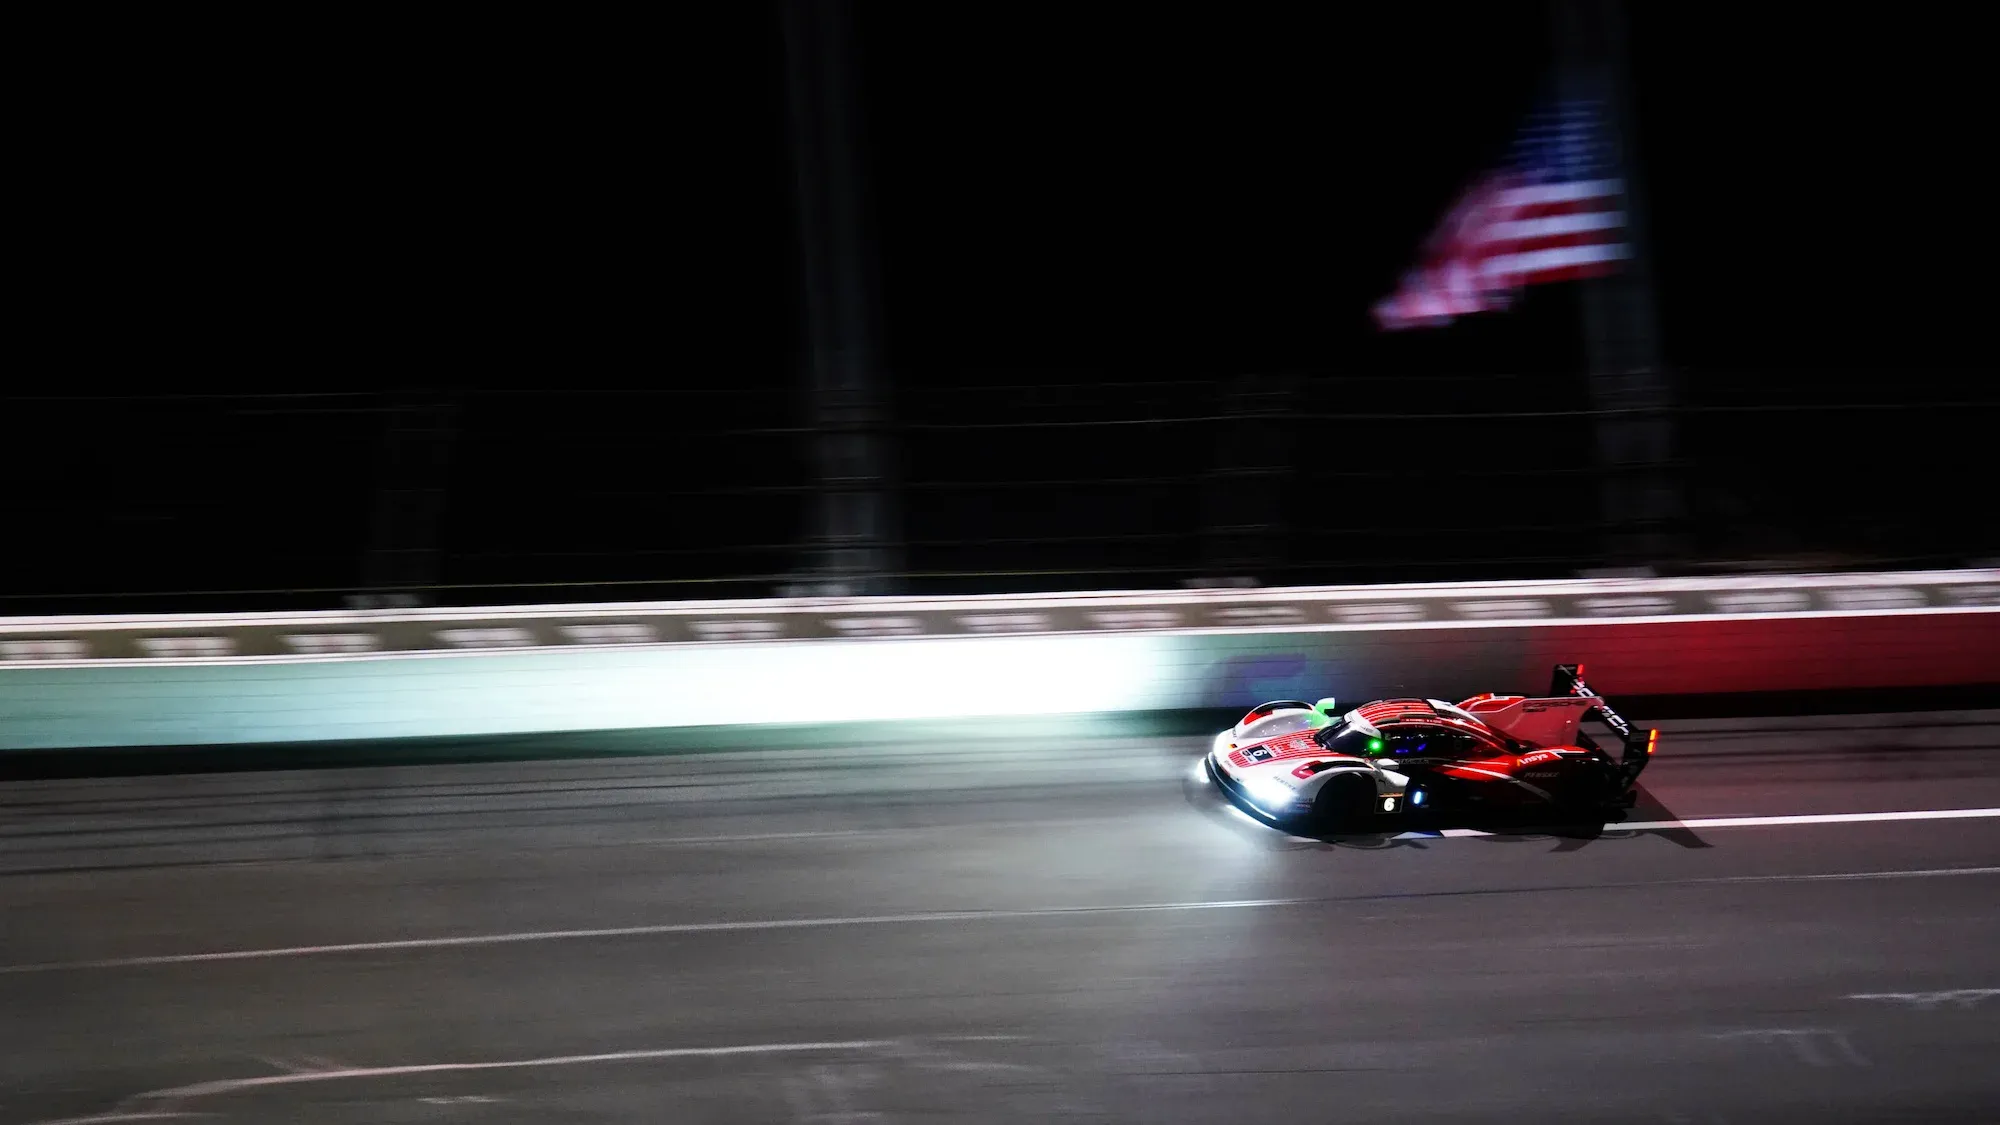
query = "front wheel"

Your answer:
(1310, 771), (1377, 831)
